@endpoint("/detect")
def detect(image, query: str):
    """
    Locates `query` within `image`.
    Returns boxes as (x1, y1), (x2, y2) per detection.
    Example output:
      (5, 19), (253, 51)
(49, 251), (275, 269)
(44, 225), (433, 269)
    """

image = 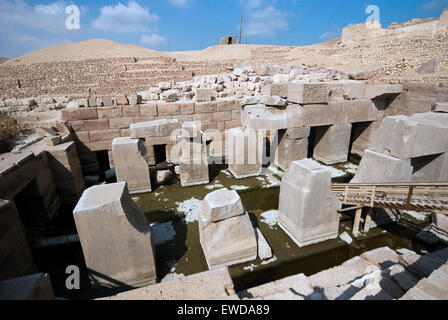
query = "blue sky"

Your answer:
(0, 0), (447, 58)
